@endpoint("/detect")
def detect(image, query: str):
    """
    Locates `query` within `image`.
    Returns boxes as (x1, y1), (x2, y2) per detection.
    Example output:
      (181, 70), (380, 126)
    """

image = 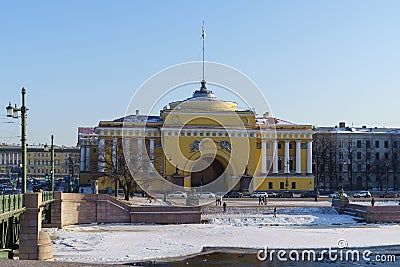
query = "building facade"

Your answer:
(80, 81), (315, 194)
(0, 143), (79, 180)
(314, 122), (400, 192)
